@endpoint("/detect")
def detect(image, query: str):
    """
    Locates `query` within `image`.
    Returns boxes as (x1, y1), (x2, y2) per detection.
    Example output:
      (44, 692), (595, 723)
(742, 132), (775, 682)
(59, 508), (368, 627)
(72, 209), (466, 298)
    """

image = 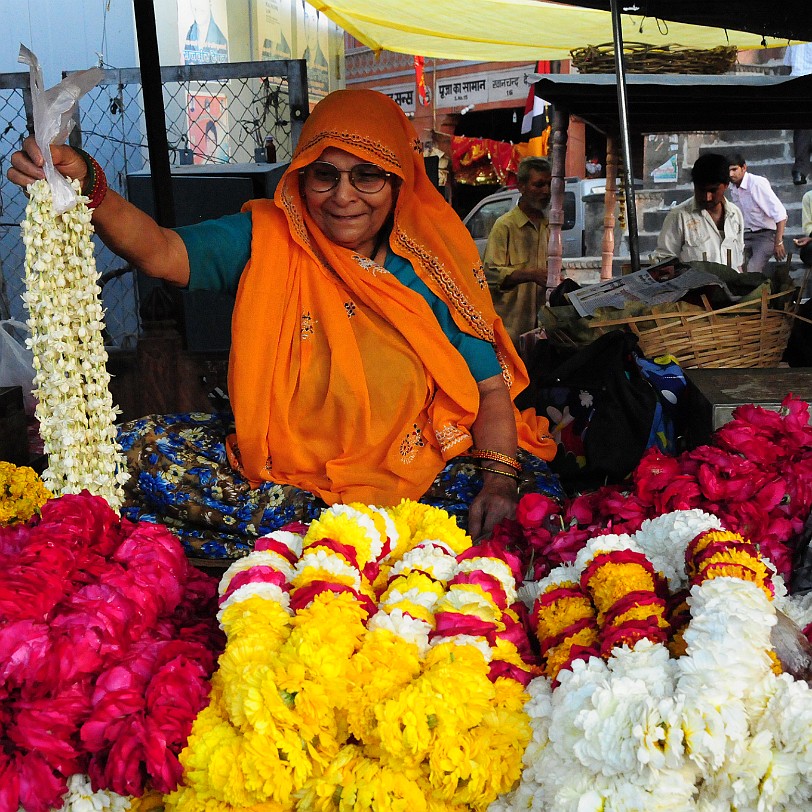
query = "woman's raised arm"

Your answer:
(8, 137), (191, 287)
